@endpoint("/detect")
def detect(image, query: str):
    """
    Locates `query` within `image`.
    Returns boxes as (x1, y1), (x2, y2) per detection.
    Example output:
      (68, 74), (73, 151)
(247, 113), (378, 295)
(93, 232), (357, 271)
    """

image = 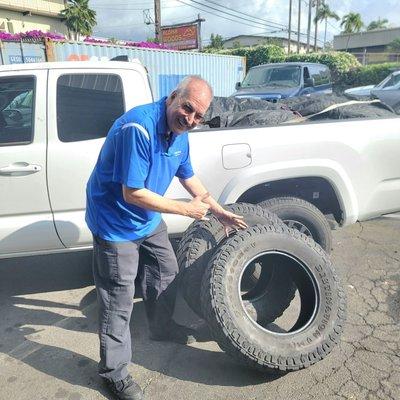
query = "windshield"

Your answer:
(376, 72), (400, 89)
(241, 66), (301, 88)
